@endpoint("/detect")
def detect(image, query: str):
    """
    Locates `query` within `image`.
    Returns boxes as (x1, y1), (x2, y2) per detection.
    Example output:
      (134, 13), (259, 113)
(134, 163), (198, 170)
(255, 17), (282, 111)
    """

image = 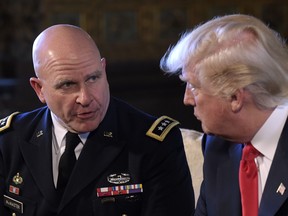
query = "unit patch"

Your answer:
(0, 112), (19, 132)
(146, 116), (179, 141)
